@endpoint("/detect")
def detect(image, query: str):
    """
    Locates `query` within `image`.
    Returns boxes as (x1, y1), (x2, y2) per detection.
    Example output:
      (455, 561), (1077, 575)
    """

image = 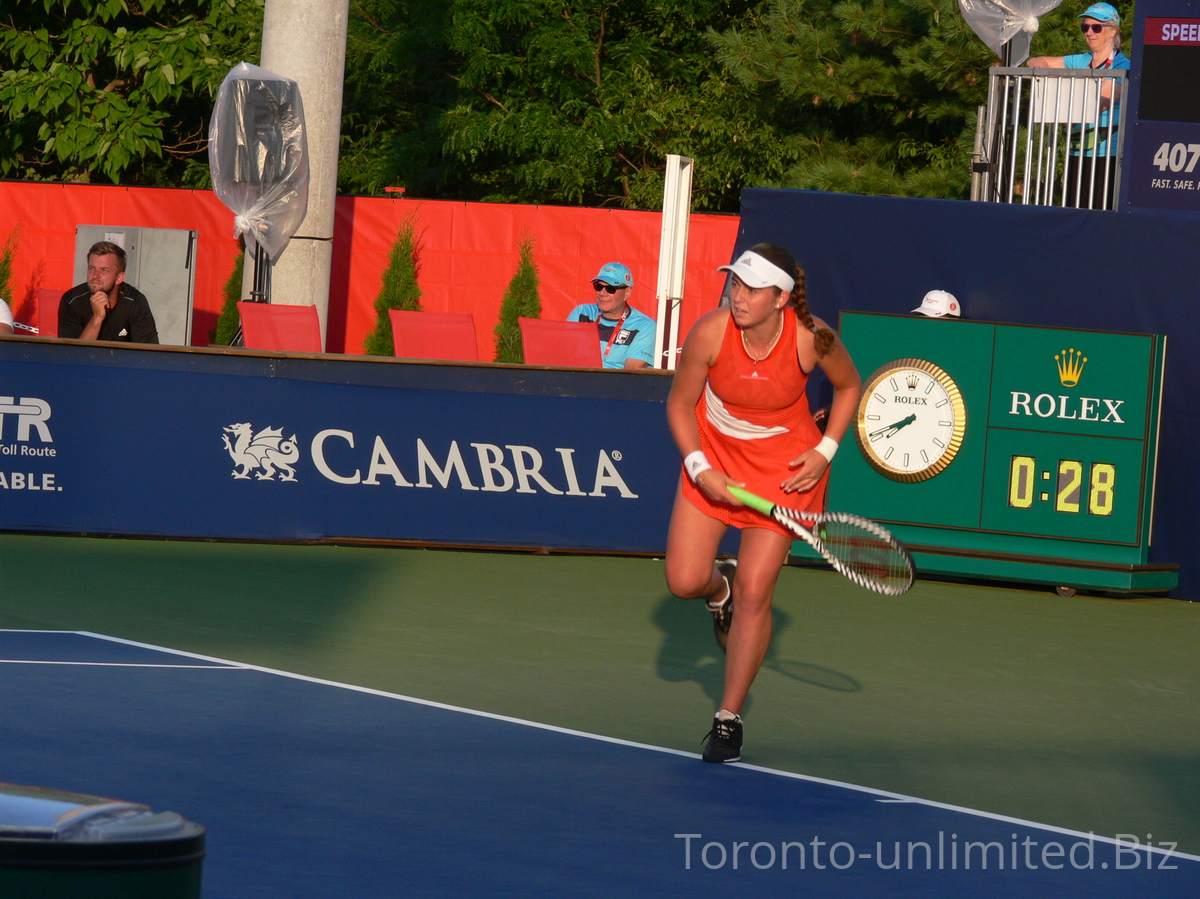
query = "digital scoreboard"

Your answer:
(820, 313), (1176, 594)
